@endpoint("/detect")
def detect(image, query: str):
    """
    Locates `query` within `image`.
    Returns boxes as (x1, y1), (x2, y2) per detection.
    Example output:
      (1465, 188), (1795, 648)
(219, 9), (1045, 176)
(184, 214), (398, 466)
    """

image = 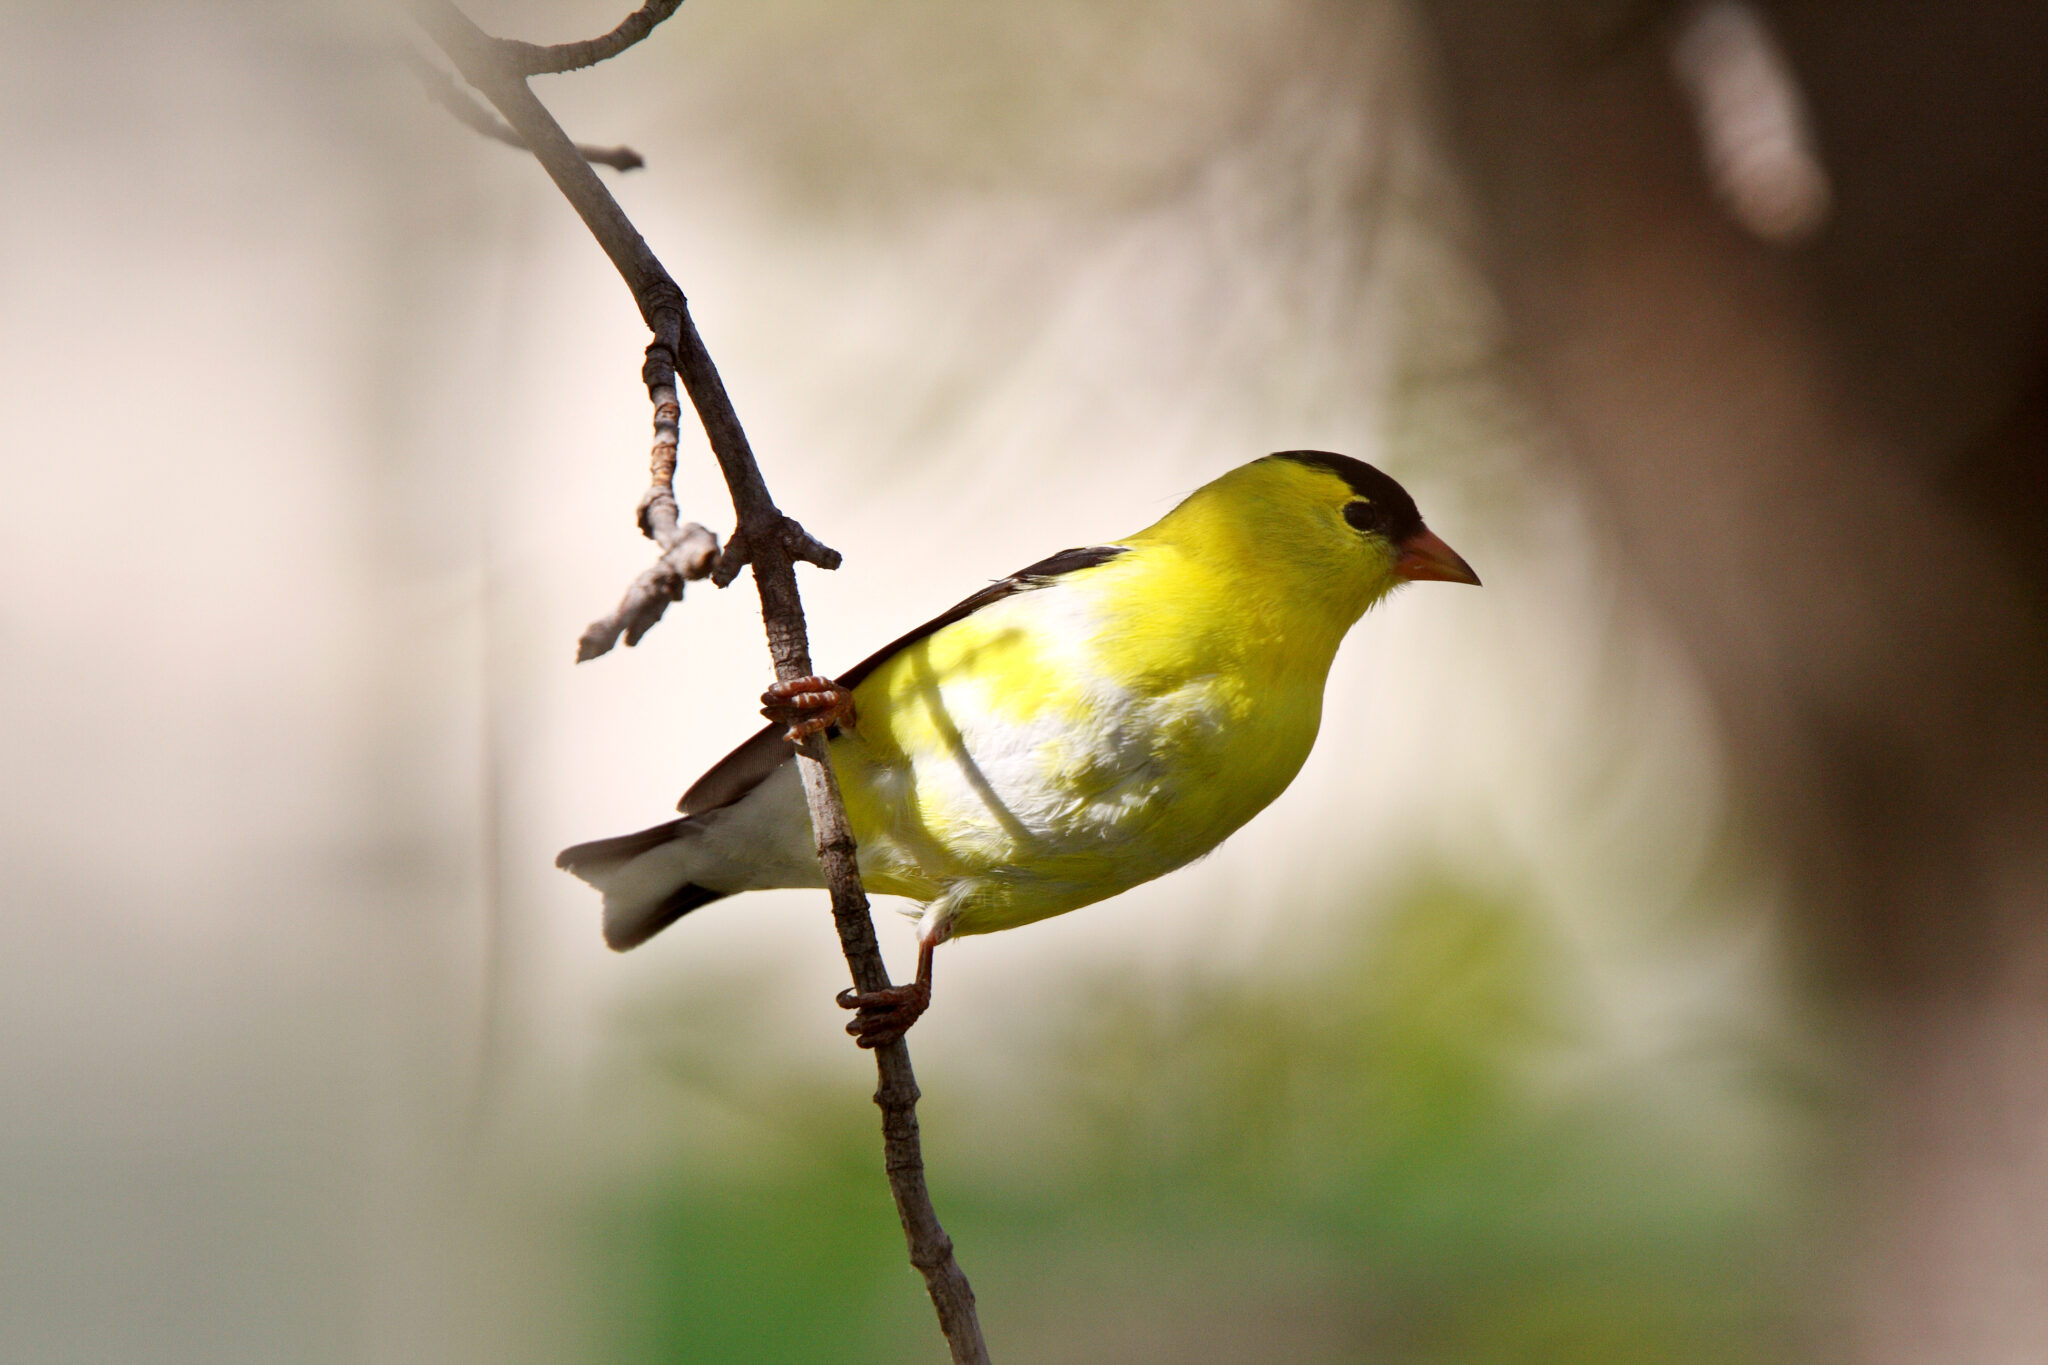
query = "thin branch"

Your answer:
(407, 5), (991, 1360)
(576, 370), (720, 660)
(405, 51), (645, 171)
(574, 516), (719, 659)
(504, 0), (687, 76)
